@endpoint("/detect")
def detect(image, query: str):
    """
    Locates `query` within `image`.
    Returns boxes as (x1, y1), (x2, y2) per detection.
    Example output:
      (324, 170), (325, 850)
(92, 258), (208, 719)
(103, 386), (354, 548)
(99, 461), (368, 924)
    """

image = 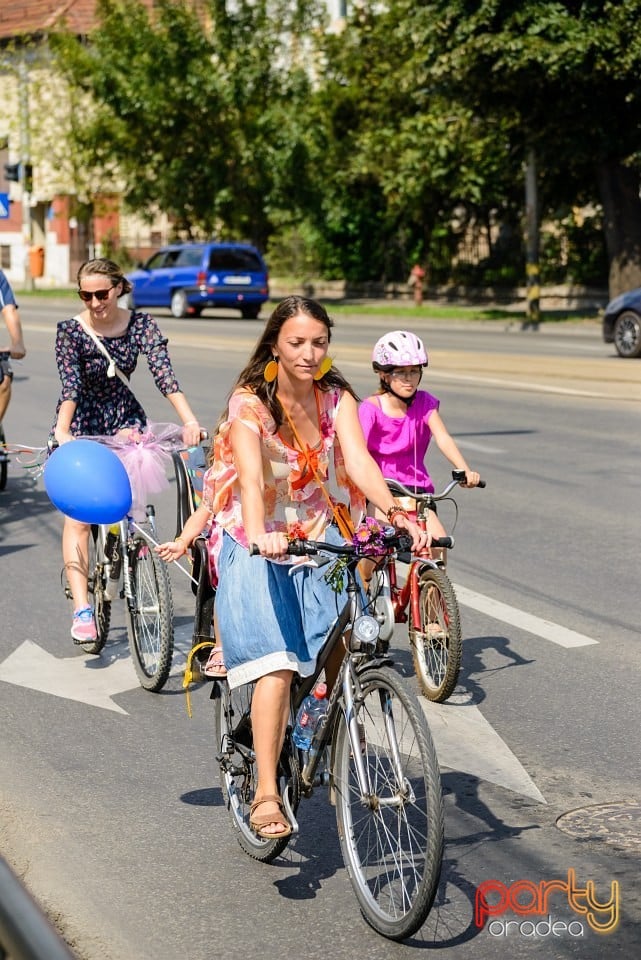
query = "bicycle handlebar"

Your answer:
(249, 531), (453, 558)
(385, 470), (486, 502)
